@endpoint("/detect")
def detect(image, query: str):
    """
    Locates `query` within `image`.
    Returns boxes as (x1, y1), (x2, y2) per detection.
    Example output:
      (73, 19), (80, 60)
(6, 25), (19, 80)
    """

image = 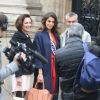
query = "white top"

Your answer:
(60, 28), (91, 47)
